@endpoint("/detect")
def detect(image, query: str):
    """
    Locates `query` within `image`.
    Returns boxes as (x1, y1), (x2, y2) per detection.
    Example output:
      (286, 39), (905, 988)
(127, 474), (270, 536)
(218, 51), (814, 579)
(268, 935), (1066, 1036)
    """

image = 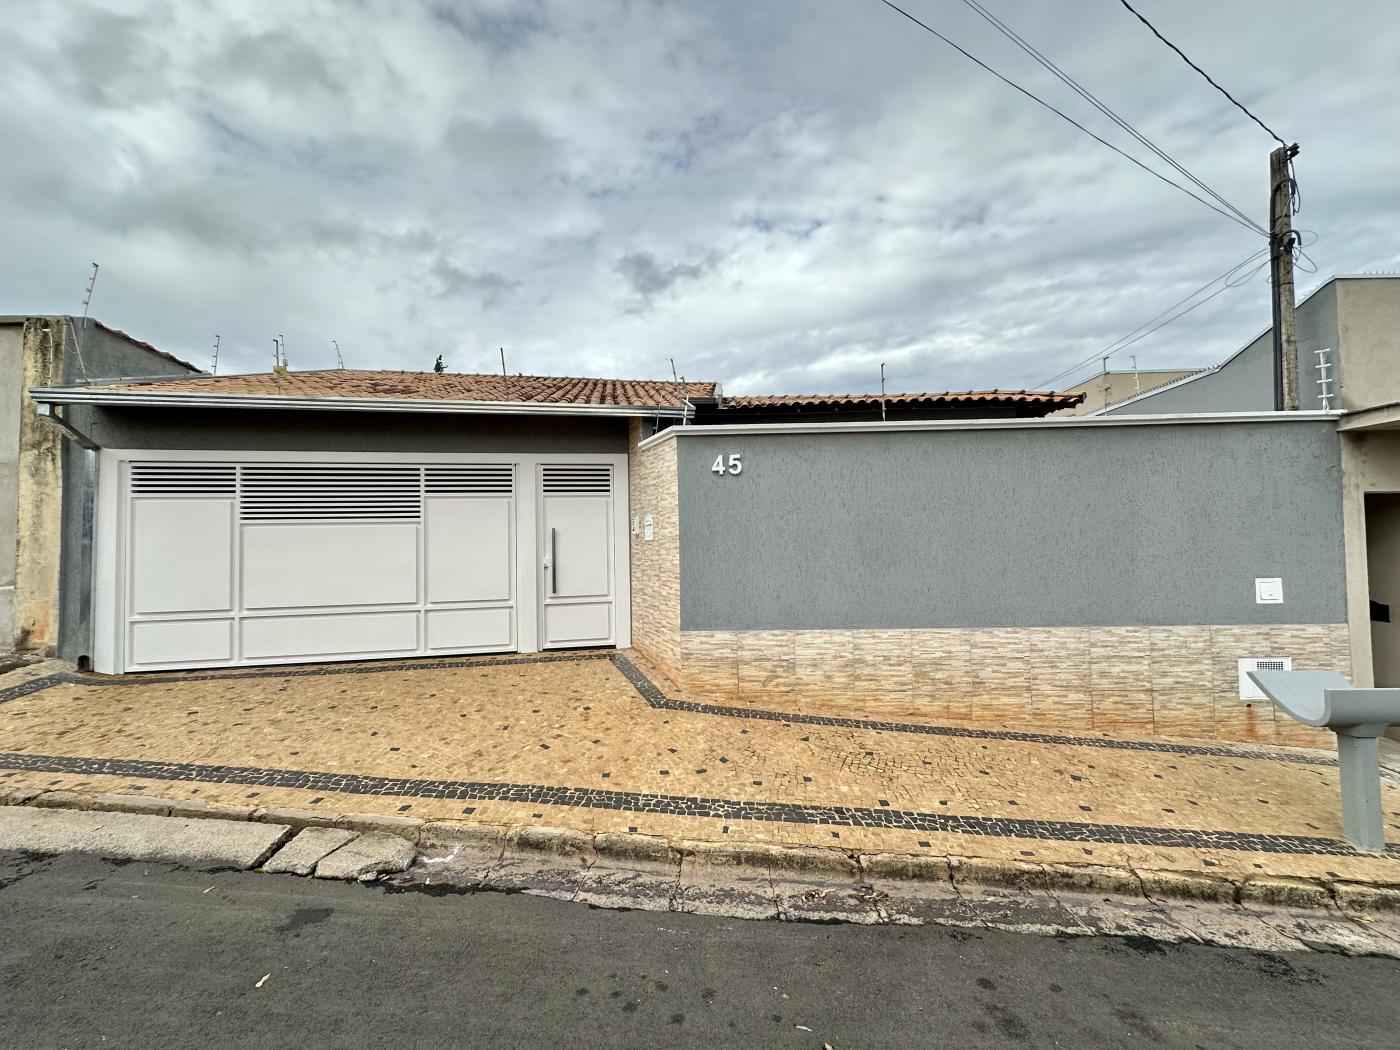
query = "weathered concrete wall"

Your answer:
(14, 320), (67, 652)
(0, 325), (25, 651)
(627, 418), (681, 682)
